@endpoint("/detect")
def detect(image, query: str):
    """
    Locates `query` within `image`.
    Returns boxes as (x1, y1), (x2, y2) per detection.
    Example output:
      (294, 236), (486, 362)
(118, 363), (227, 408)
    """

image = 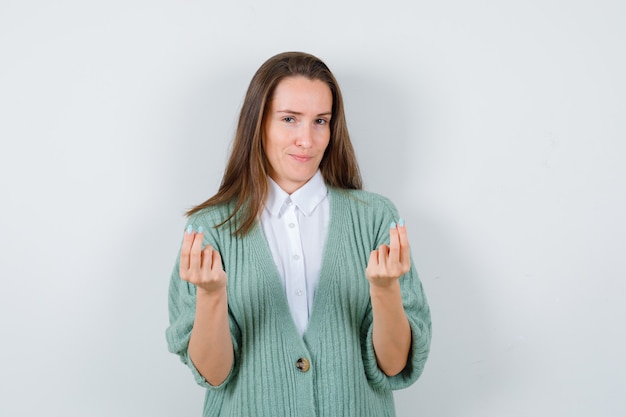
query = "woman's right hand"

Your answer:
(179, 225), (233, 385)
(179, 226), (228, 295)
